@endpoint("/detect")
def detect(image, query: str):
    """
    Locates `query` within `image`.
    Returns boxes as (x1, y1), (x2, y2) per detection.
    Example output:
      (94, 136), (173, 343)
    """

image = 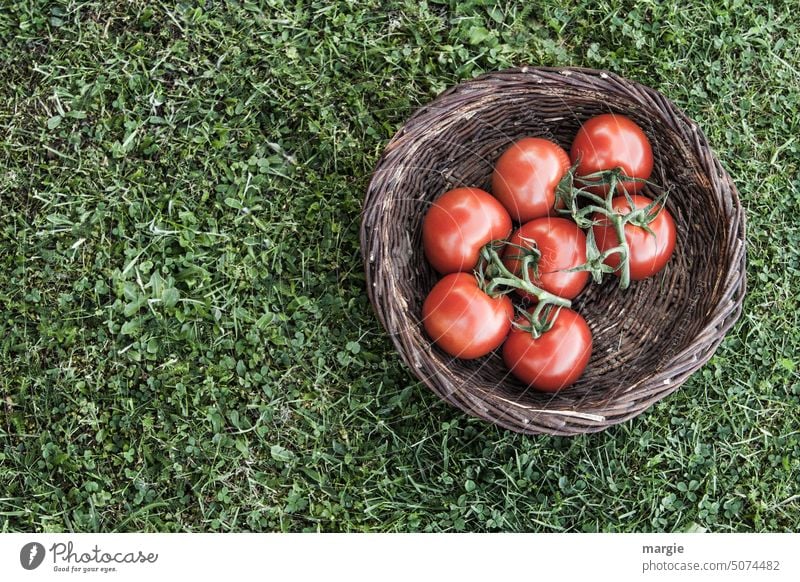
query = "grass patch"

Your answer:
(1, 0), (799, 532)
